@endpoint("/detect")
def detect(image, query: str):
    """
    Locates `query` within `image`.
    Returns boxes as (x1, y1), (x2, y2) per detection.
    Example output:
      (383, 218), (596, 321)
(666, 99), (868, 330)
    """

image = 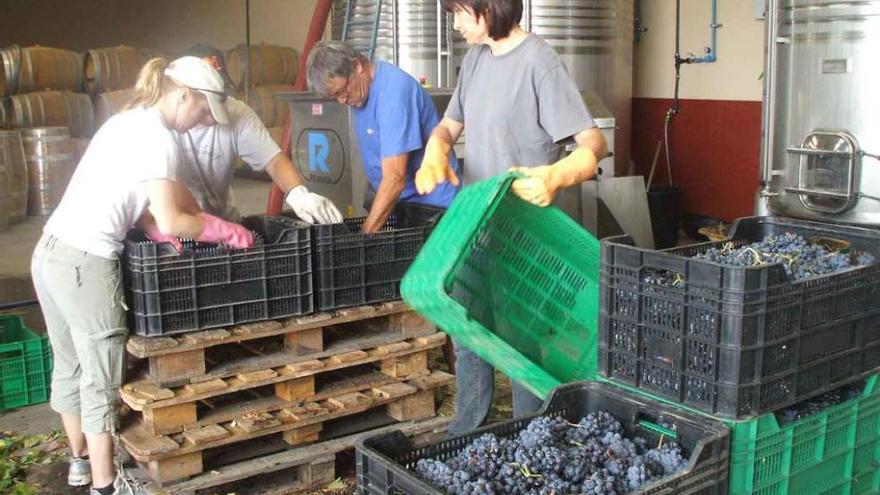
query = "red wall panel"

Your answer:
(630, 97), (762, 222)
